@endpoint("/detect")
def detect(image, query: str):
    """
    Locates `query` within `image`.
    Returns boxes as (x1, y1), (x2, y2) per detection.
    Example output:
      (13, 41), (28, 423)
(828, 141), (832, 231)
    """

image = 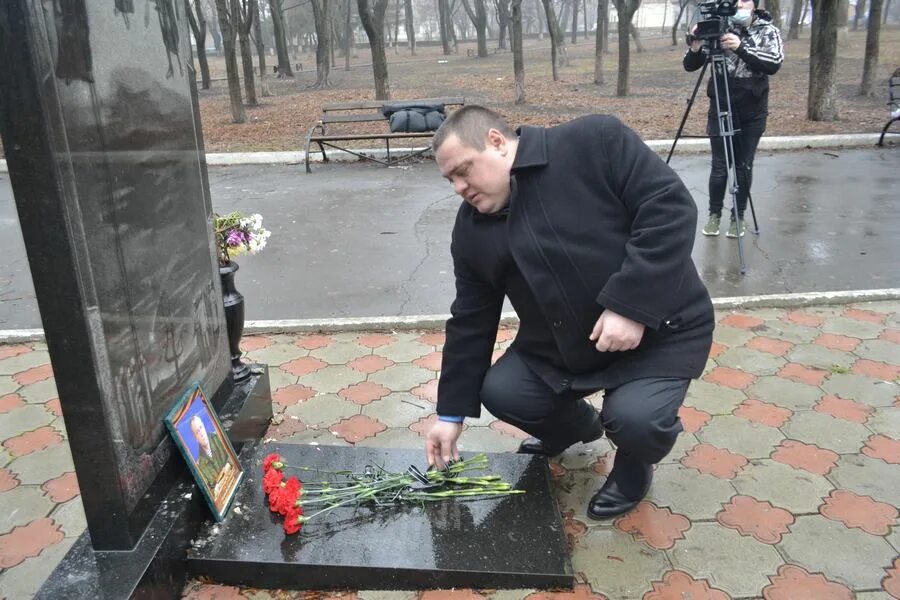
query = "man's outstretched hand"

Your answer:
(425, 420), (463, 470)
(590, 309), (645, 352)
